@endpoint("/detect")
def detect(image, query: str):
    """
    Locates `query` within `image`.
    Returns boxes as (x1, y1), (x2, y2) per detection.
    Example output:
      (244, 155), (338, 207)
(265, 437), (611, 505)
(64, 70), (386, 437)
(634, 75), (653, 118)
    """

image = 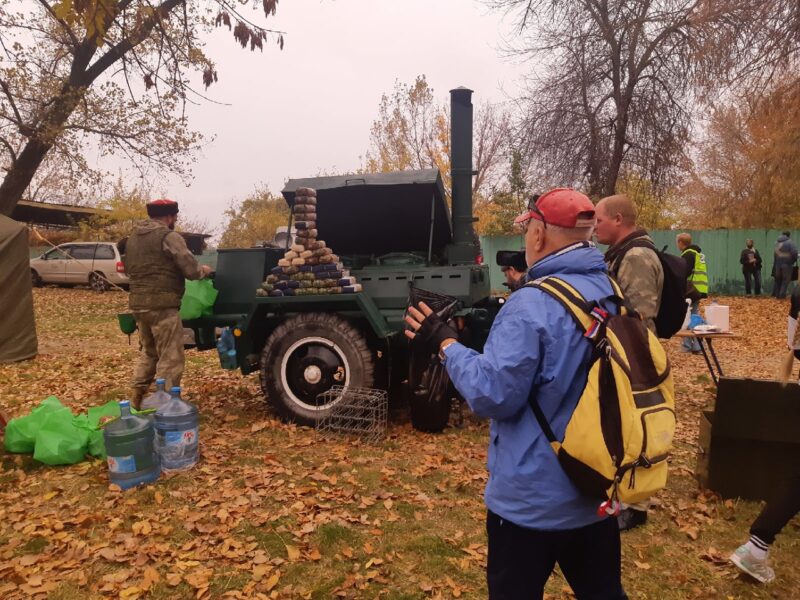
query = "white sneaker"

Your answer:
(730, 545), (775, 583)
